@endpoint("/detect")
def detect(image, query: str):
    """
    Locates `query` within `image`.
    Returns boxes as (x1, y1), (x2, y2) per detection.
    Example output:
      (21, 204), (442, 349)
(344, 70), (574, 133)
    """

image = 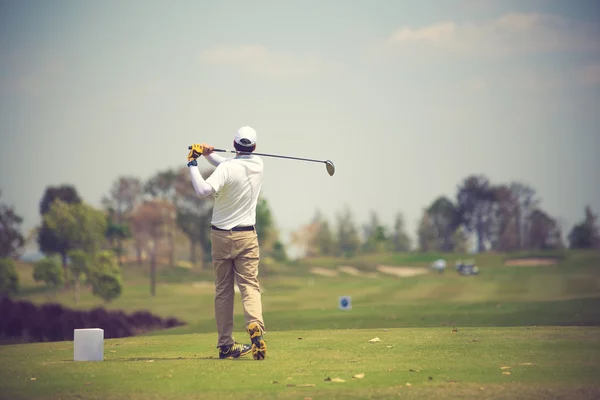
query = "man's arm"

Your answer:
(205, 153), (228, 167)
(188, 165), (215, 197)
(200, 144), (229, 167)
